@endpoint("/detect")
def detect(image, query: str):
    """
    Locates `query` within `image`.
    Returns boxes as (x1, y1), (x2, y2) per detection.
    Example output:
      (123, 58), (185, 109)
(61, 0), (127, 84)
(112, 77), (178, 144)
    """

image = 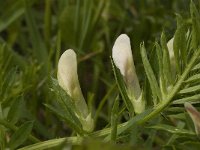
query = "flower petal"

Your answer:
(57, 49), (78, 96)
(167, 37), (174, 59)
(112, 34), (133, 76)
(112, 34), (141, 99)
(57, 49), (88, 117)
